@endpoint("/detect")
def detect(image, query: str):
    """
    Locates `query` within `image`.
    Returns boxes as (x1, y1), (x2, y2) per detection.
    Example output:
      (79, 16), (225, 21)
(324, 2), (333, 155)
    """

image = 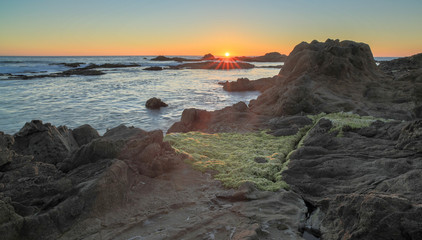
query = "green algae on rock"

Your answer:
(165, 131), (306, 191)
(308, 112), (392, 136)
